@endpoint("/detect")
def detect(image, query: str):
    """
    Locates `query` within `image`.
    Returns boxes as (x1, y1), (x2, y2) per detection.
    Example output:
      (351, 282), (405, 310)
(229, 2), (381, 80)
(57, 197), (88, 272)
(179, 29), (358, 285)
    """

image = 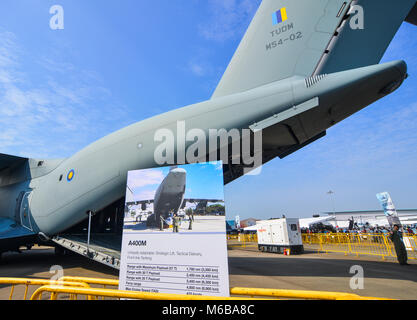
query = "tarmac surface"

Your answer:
(228, 246), (417, 300)
(0, 245), (416, 300)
